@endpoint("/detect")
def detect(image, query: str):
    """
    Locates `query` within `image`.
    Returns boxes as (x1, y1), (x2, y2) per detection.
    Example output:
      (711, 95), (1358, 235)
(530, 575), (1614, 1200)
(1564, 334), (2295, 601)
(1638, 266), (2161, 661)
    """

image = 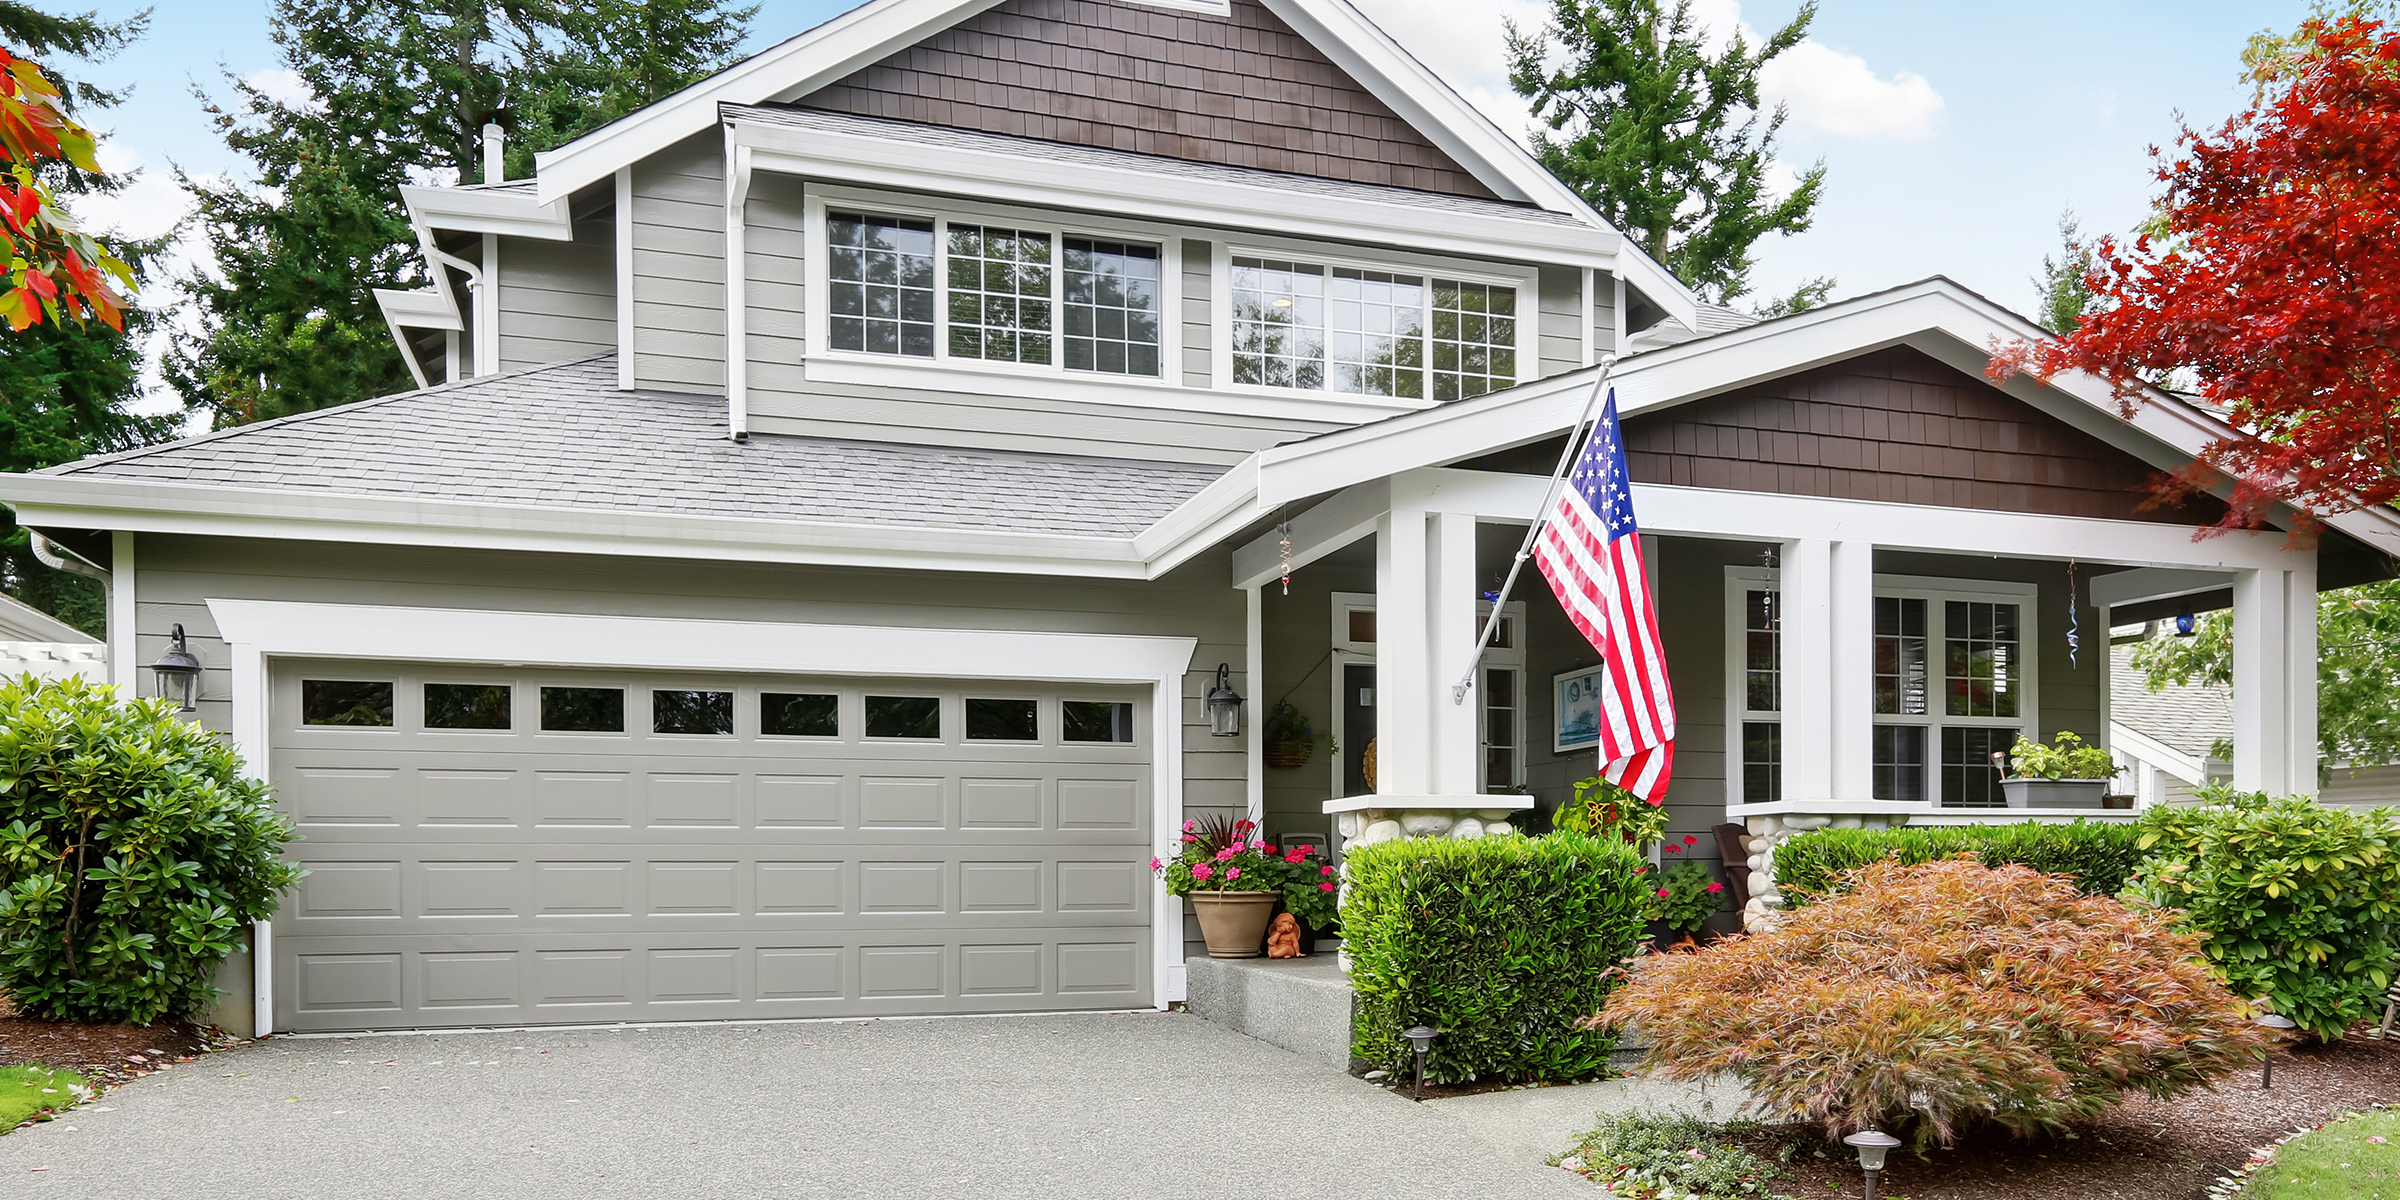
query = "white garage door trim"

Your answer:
(206, 599), (1198, 1035)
